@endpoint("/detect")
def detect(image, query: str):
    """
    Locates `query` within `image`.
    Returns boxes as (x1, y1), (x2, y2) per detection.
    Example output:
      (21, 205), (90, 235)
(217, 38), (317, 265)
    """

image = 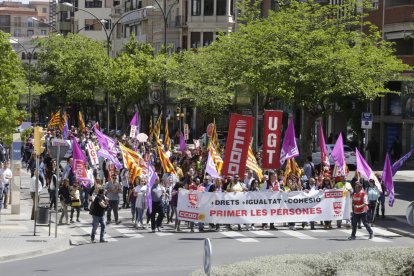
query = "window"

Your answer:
(104, 19), (111, 29)
(27, 19), (33, 27)
(385, 0), (414, 7)
(42, 7), (47, 13)
(21, 52), (26, 60)
(204, 0), (214, 15)
(27, 30), (34, 36)
(191, 32), (201, 48)
(13, 29), (21, 37)
(85, 1), (103, 8)
(203, 32), (213, 46)
(216, 0), (226, 15)
(192, 0), (201, 16)
(15, 17), (21, 27)
(84, 19), (103, 30)
(41, 30), (47, 35)
(390, 38), (414, 55)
